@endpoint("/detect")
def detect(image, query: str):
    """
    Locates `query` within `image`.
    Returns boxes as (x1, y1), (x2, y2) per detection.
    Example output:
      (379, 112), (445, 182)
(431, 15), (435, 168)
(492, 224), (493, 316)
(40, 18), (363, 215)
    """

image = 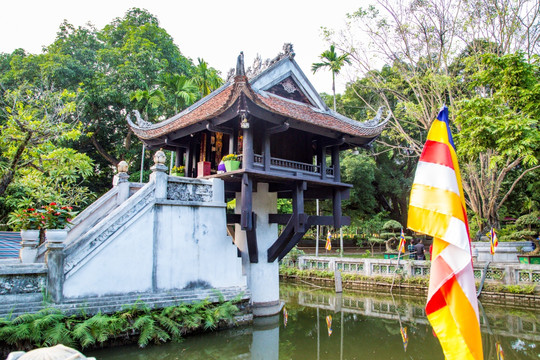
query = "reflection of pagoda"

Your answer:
(128, 47), (388, 315)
